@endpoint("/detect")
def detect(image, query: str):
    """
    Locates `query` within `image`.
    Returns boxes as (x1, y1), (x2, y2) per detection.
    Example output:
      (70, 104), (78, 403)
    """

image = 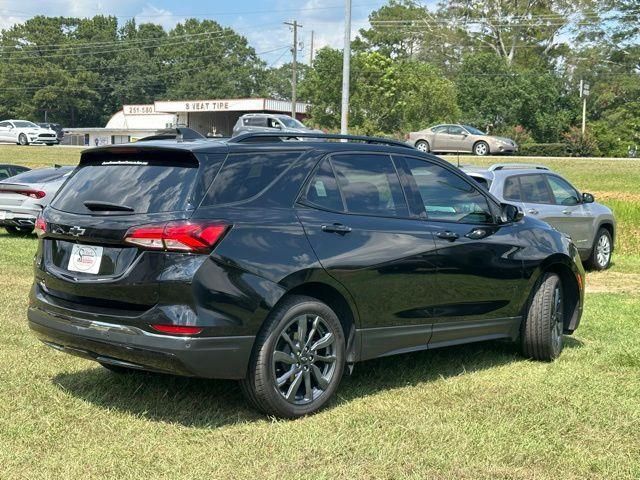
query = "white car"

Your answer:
(0, 120), (59, 146)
